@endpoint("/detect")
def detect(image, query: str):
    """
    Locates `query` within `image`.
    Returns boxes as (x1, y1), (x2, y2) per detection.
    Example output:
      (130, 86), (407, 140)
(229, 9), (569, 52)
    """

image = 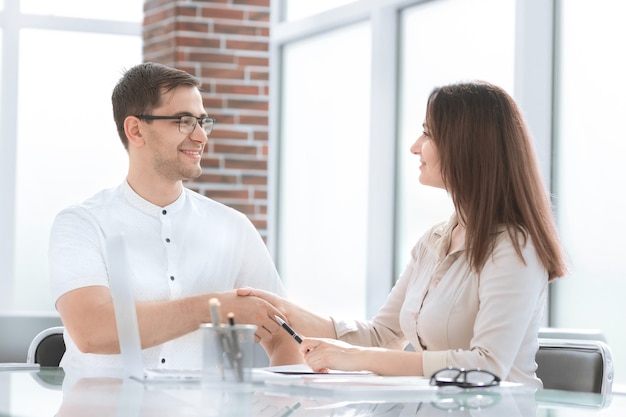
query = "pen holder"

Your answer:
(200, 324), (256, 385)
